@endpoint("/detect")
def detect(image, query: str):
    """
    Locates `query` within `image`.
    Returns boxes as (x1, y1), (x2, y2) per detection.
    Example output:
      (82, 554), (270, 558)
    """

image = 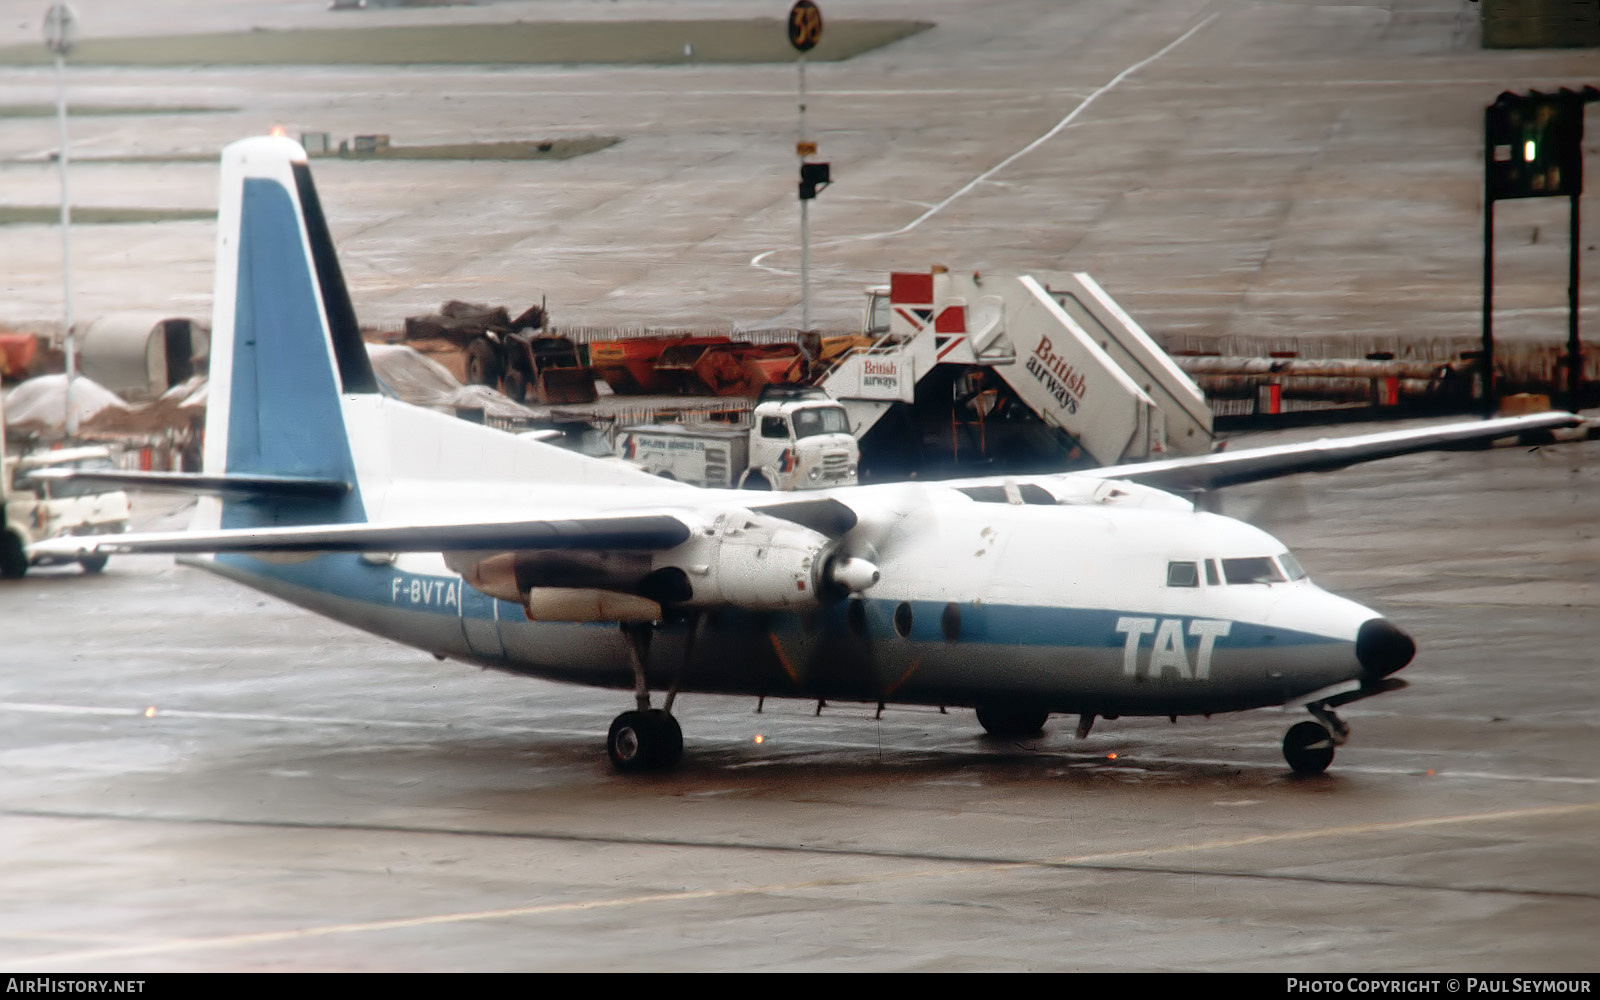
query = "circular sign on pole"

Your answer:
(42, 2), (76, 57)
(788, 1), (823, 53)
